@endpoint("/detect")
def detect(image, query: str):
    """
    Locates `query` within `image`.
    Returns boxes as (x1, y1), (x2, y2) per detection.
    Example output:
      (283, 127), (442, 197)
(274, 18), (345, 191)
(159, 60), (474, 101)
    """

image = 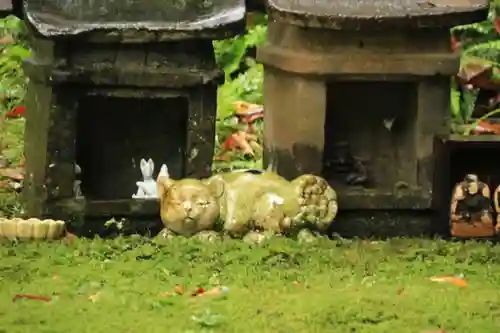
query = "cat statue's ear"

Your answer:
(156, 164), (174, 199)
